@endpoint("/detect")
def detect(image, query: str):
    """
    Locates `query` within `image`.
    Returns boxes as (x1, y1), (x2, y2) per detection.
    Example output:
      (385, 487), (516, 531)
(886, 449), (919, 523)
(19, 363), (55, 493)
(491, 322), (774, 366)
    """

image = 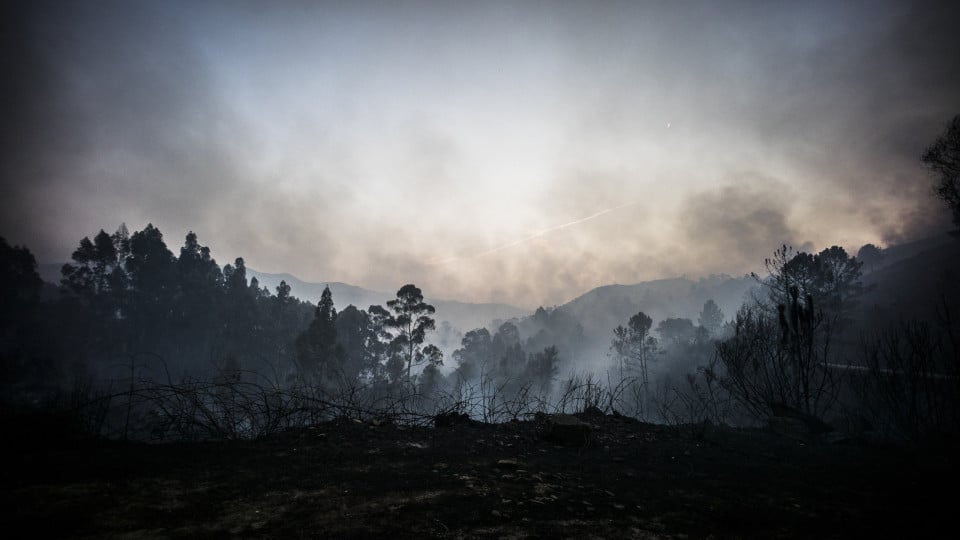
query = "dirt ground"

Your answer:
(2, 409), (957, 539)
